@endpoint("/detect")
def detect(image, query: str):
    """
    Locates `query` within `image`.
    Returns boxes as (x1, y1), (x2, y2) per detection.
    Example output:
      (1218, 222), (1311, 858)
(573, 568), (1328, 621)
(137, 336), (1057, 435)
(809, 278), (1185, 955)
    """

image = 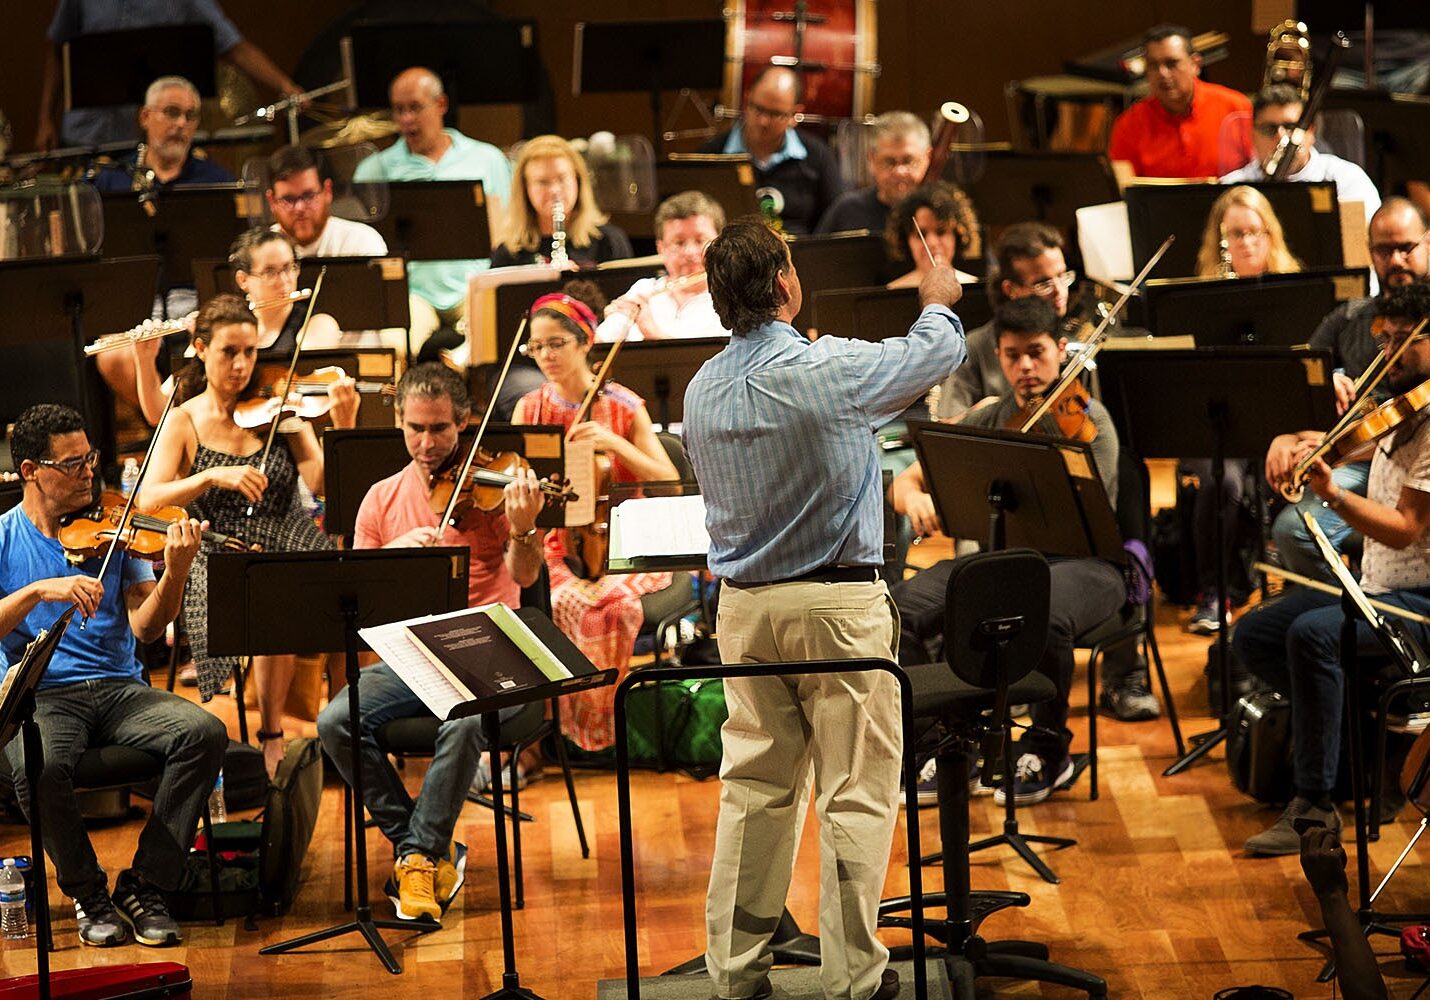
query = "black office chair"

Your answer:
(880, 549), (1107, 997)
(1082, 450), (1184, 800)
